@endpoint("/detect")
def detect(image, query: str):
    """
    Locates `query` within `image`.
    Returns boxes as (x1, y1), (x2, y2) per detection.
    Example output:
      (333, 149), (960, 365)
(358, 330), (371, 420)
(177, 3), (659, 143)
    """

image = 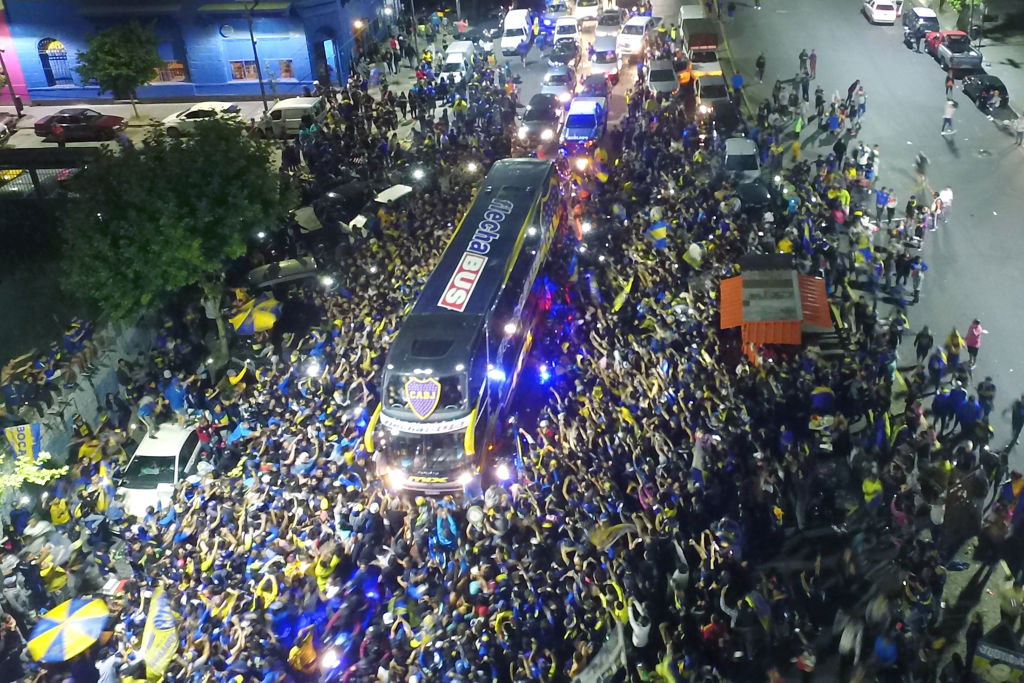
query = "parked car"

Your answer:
(589, 35), (621, 83)
(574, 0), (601, 23)
(560, 97), (607, 150)
(554, 16), (582, 45)
(33, 108), (127, 142)
(962, 74), (1008, 109)
(548, 37), (582, 70)
(646, 59), (680, 98)
(117, 424), (198, 519)
(723, 137), (760, 183)
(617, 15), (658, 61)
(518, 93), (565, 147)
(863, 0), (898, 25)
(902, 7), (939, 48)
(689, 49), (723, 78)
(160, 102), (240, 137)
(925, 30), (983, 72)
(542, 0), (572, 32)
(695, 74), (731, 116)
(578, 73), (611, 101)
(595, 7), (628, 37)
(541, 65), (578, 104)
